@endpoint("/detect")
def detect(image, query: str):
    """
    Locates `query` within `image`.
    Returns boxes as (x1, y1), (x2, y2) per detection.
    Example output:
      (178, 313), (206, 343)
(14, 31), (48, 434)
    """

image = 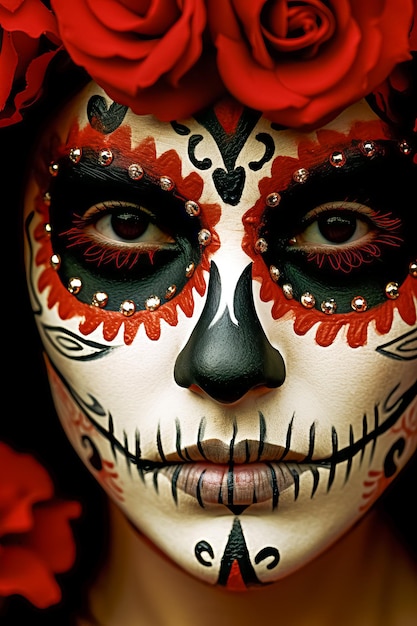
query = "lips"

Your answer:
(159, 460), (315, 507)
(144, 438), (326, 508)
(163, 438), (308, 465)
